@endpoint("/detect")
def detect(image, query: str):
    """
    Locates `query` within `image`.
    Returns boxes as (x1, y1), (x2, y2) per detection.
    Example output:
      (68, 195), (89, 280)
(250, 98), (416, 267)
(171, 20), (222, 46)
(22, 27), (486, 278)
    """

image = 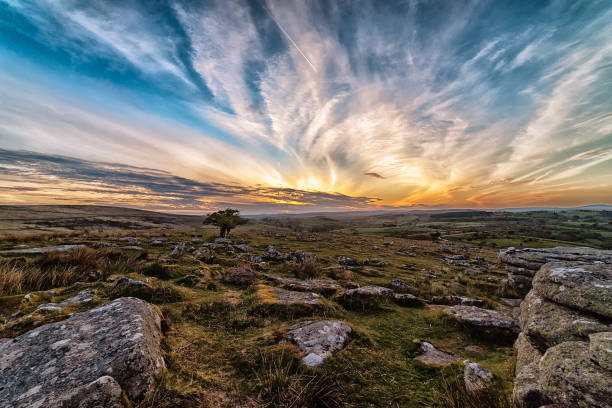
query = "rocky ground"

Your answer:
(0, 227), (610, 407)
